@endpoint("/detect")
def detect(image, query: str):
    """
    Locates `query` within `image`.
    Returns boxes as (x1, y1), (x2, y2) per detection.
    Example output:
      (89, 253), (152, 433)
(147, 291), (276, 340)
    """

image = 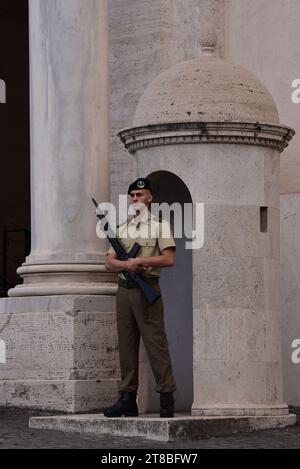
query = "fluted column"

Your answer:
(9, 0), (115, 296)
